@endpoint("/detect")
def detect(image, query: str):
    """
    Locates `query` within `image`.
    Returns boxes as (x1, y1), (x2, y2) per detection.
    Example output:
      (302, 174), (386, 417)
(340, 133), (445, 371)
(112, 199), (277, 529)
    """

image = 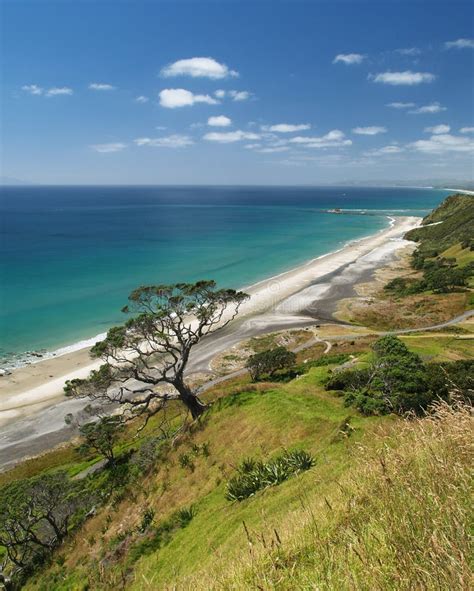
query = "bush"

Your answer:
(246, 347), (296, 381)
(423, 266), (468, 293)
(226, 449), (314, 501)
(326, 336), (473, 416)
(327, 336), (434, 415)
(78, 416), (124, 463)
